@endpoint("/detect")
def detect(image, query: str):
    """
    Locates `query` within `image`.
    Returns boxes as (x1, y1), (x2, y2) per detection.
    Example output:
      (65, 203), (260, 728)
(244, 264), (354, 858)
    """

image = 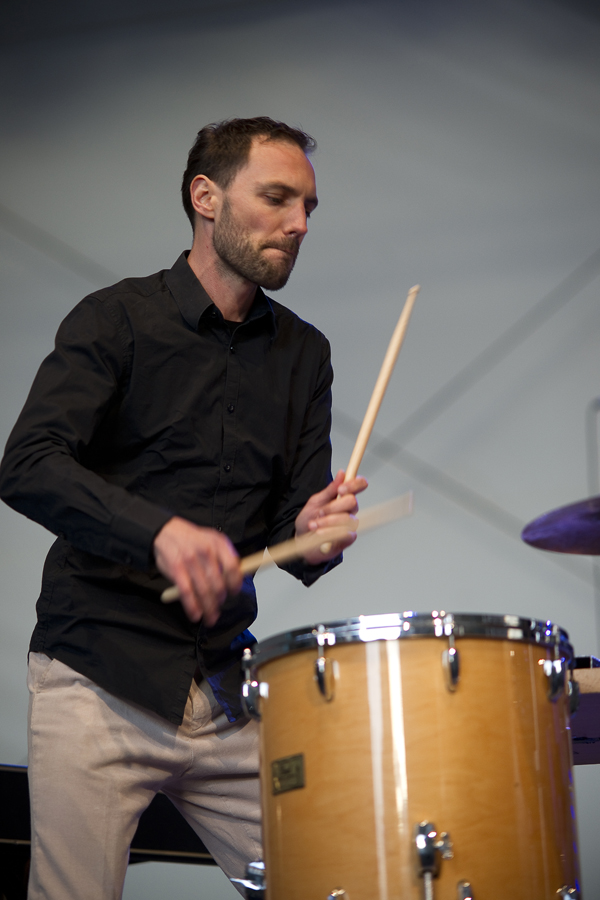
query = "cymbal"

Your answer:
(521, 495), (600, 555)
